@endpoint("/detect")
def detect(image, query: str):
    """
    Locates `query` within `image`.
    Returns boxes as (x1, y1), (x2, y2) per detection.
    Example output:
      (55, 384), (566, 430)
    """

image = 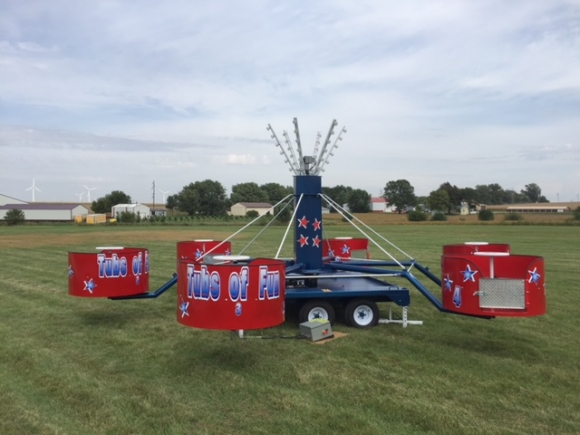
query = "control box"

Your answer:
(299, 320), (333, 342)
